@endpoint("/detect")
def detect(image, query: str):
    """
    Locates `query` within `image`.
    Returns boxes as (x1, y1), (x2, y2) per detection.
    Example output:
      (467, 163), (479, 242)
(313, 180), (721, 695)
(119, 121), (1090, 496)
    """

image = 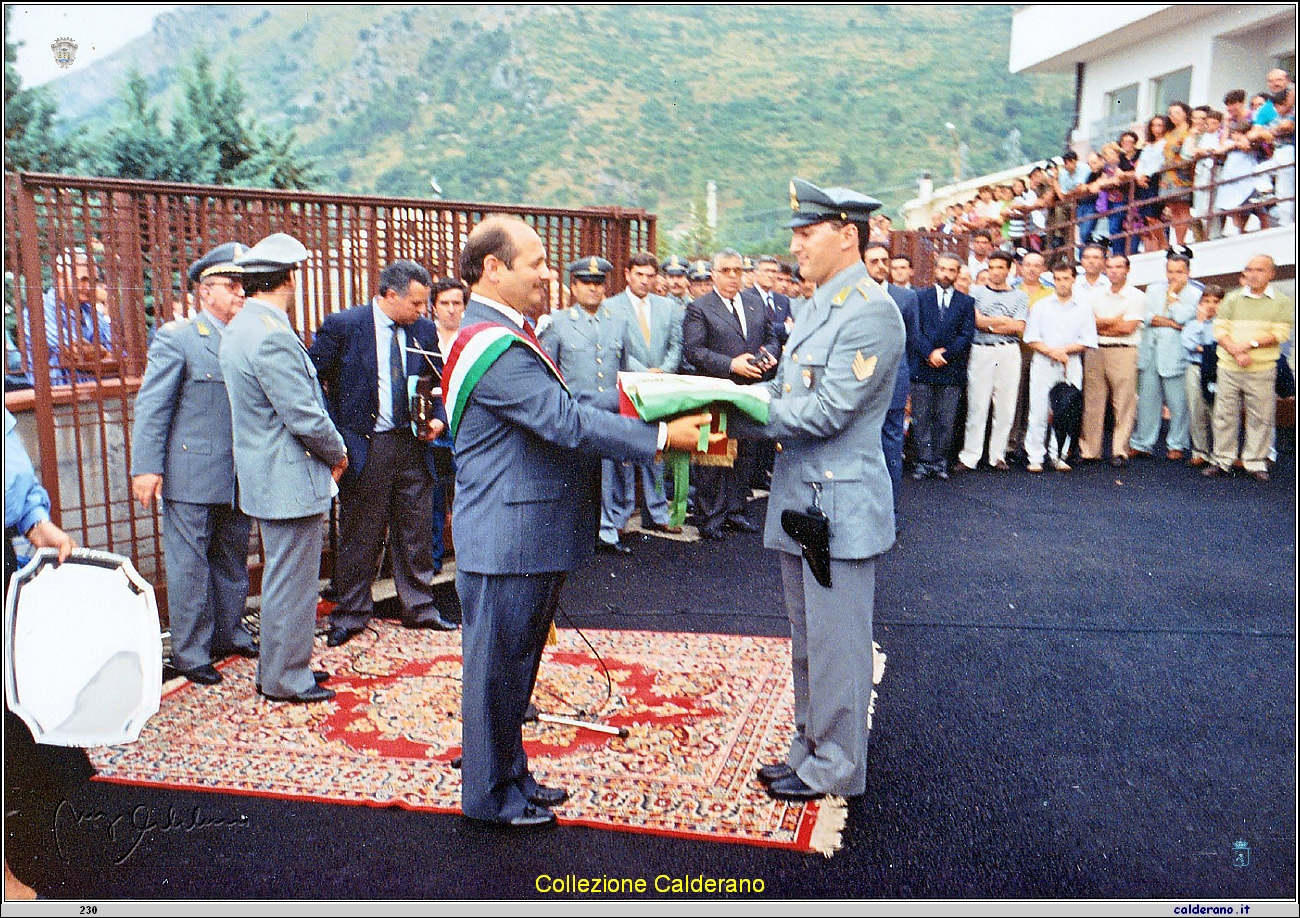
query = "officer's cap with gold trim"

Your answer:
(660, 254), (689, 277)
(787, 177), (882, 228)
(567, 255), (613, 283)
(687, 259), (712, 282)
(234, 232), (310, 274)
(187, 241), (246, 284)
